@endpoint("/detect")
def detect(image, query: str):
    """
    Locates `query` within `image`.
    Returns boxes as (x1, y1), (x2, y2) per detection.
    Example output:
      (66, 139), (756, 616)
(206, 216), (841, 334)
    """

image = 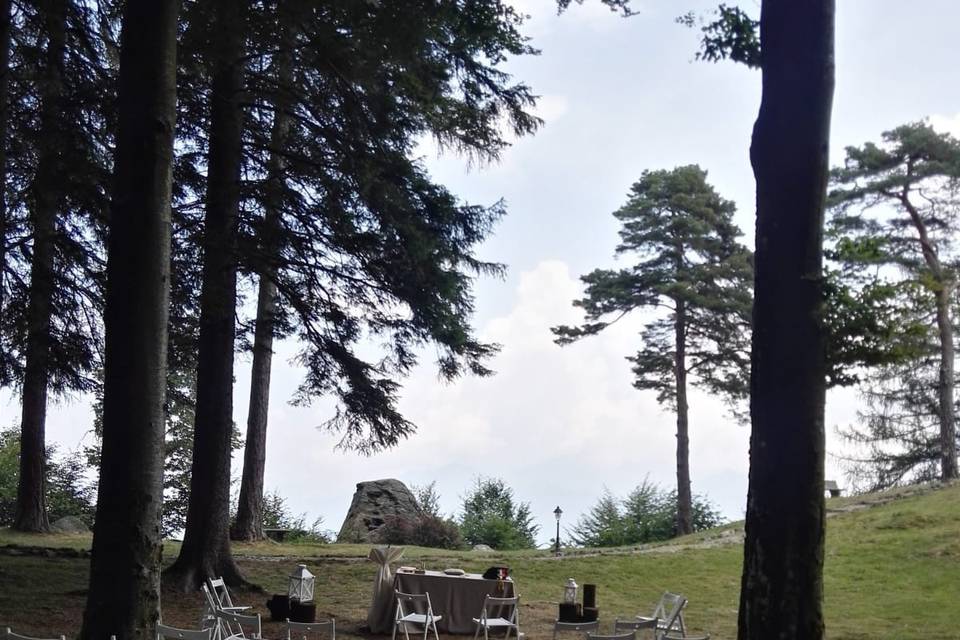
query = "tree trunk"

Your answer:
(165, 0), (248, 592)
(900, 190), (958, 481)
(78, 0), (178, 638)
(232, 12), (292, 542)
(934, 285), (958, 479)
(14, 0), (68, 533)
(737, 3), (834, 640)
(231, 275), (276, 542)
(674, 298), (693, 535)
(0, 0), (11, 365)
